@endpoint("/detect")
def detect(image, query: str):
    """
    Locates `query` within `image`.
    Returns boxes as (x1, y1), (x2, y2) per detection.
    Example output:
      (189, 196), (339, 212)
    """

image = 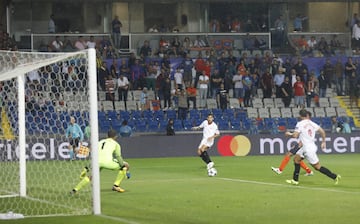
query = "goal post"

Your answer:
(0, 48), (100, 216)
